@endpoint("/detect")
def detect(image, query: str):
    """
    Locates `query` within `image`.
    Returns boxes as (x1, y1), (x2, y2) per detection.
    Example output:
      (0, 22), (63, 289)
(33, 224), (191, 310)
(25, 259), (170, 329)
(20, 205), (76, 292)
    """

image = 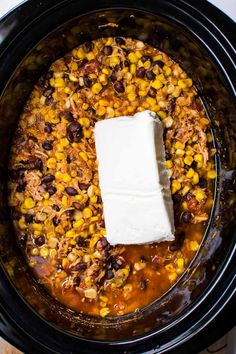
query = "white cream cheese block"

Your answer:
(94, 110), (175, 245)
